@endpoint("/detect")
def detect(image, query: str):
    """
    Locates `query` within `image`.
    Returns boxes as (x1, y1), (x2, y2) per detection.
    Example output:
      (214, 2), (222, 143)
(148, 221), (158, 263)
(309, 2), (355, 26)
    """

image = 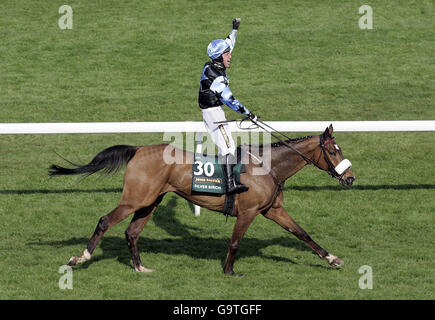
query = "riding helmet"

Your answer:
(207, 39), (231, 60)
